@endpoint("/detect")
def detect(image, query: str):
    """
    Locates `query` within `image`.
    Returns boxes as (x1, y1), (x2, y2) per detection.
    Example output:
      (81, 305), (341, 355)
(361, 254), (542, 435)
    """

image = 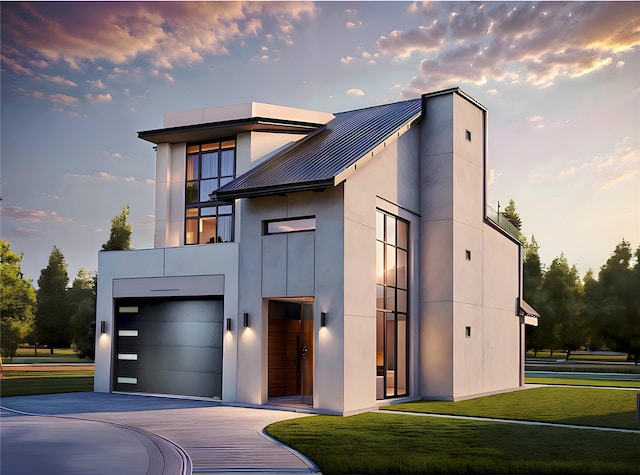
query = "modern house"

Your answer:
(94, 87), (539, 415)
